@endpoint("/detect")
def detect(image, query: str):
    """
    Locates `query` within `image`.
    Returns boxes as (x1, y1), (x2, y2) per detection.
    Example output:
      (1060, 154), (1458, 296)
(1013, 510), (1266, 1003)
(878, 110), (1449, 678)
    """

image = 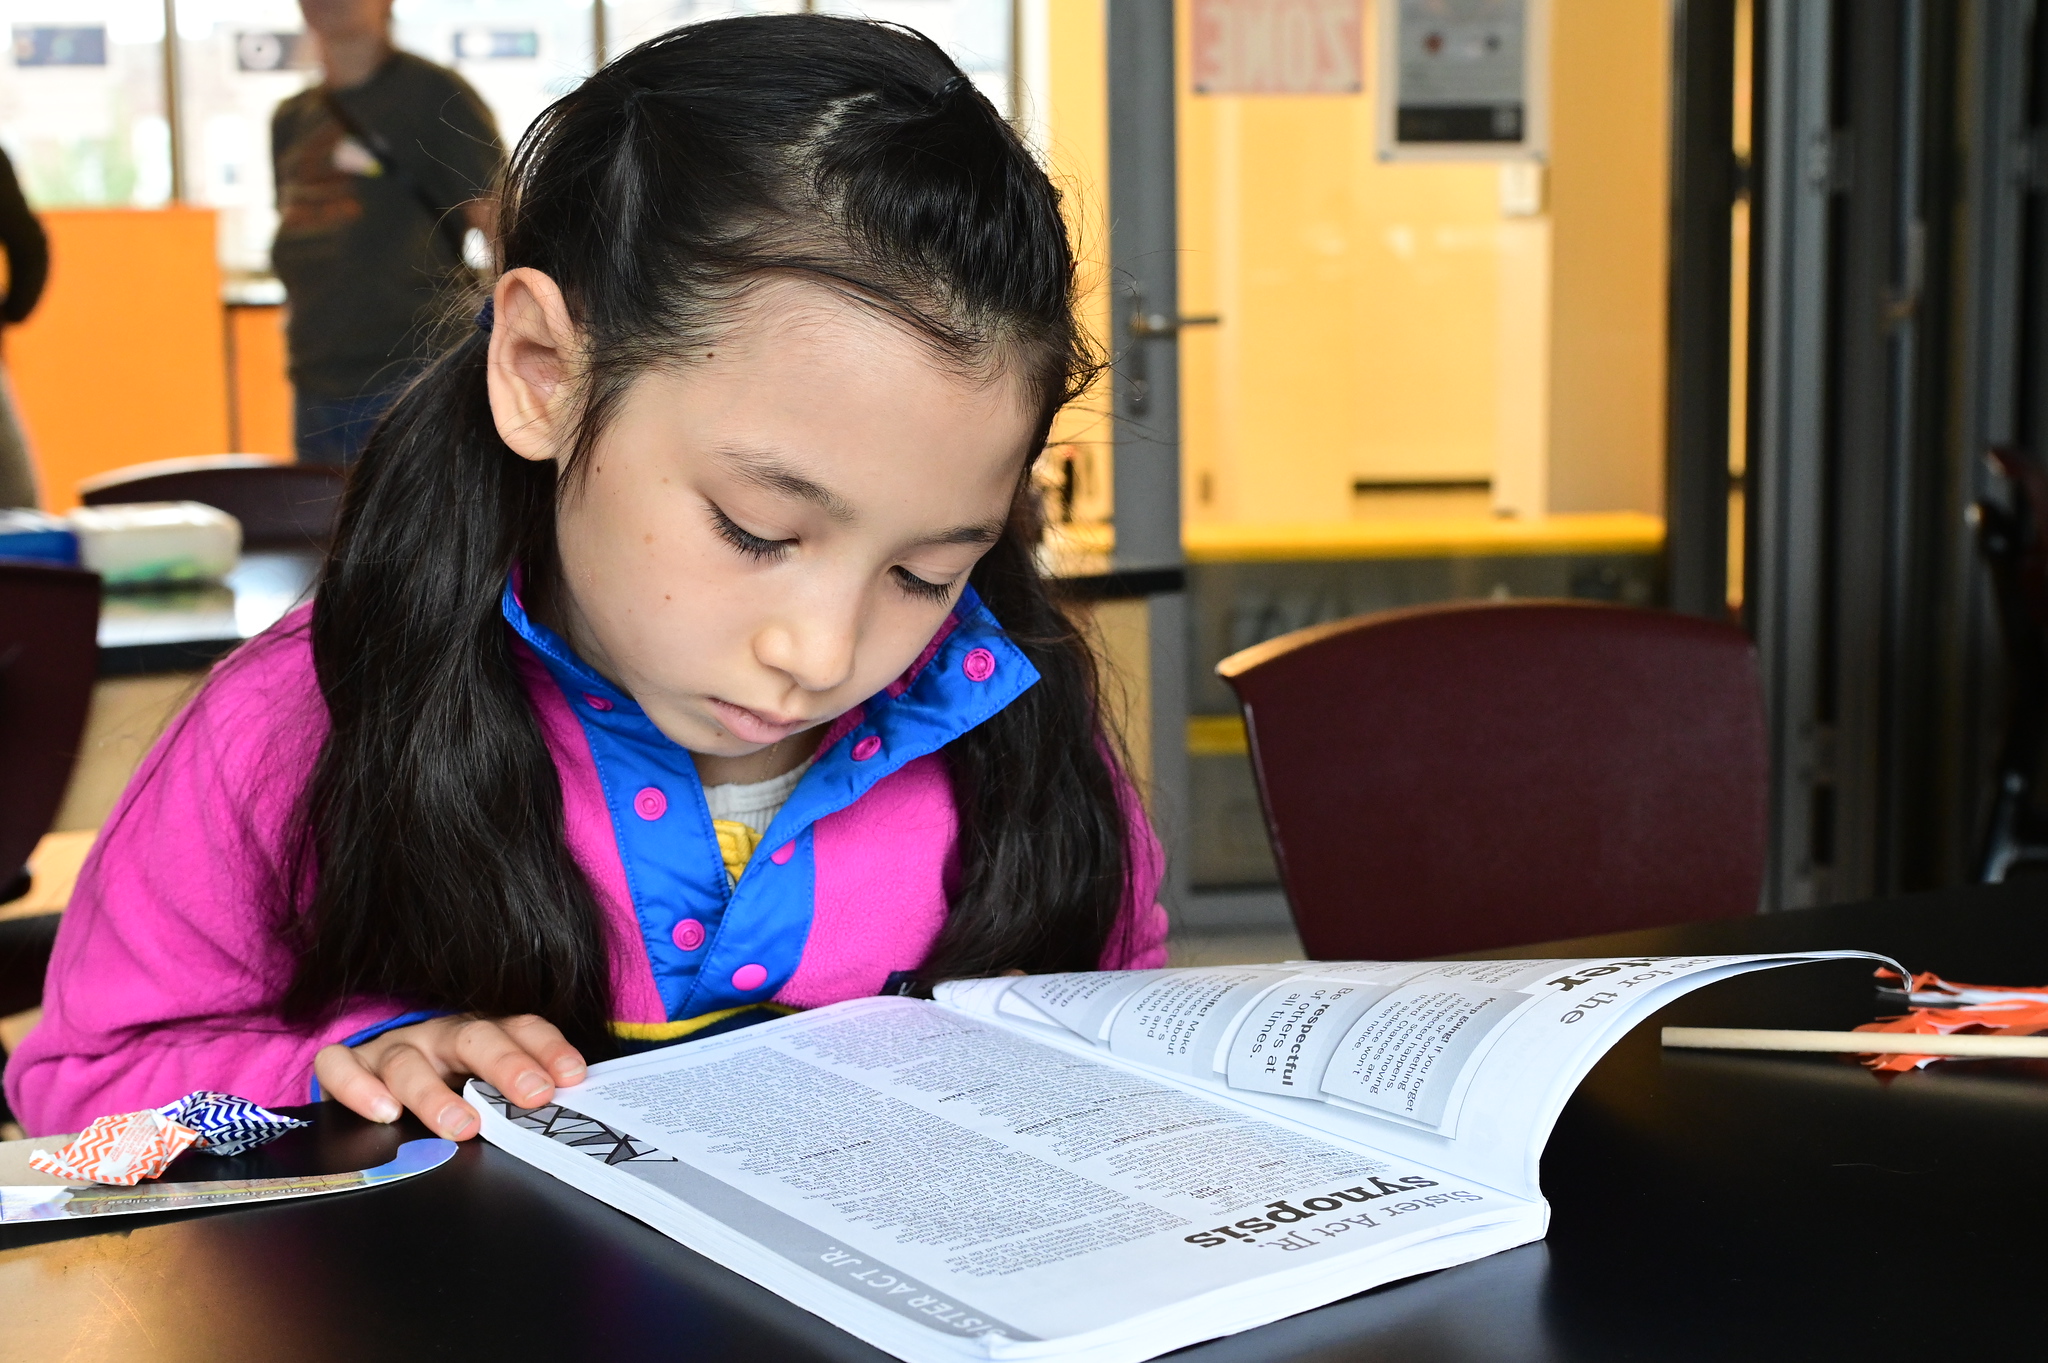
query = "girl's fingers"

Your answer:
(499, 1013), (588, 1087)
(313, 1044), (403, 1124)
(376, 1040), (480, 1140)
(449, 1016), (559, 1109)
(323, 1014), (582, 1142)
